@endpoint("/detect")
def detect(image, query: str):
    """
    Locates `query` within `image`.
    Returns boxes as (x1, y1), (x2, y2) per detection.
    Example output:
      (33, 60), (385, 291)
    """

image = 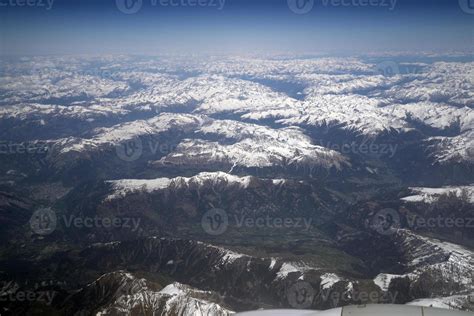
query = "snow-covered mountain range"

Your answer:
(0, 54), (472, 315)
